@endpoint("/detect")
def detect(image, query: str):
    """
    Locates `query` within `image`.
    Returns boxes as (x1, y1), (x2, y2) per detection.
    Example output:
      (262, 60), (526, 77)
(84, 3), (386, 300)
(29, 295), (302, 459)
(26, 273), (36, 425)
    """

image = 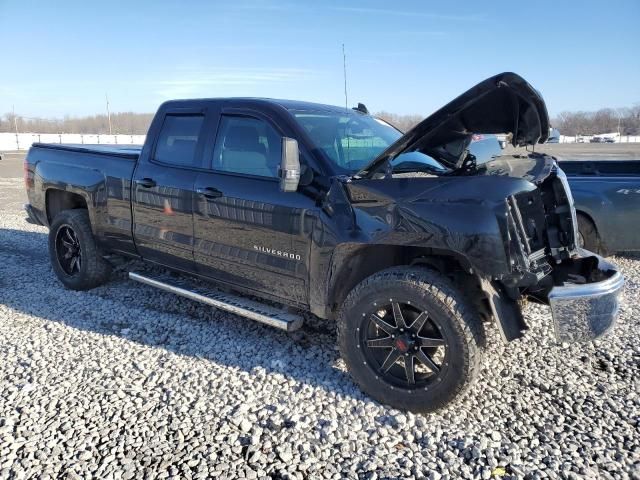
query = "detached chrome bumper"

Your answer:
(548, 252), (624, 343)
